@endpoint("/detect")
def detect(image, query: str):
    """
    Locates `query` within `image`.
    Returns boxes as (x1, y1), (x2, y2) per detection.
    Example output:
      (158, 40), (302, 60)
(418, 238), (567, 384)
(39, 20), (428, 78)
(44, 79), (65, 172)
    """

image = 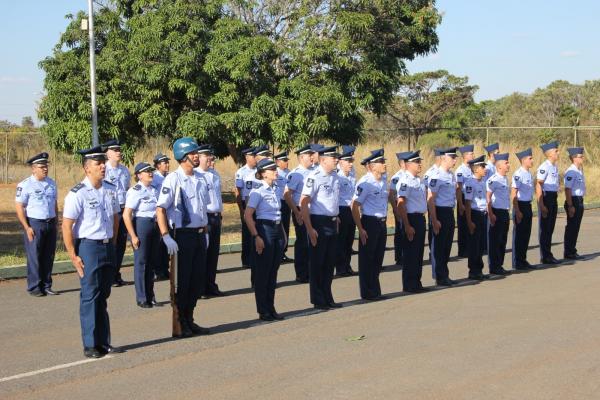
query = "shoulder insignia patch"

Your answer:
(246, 181), (253, 189)
(466, 186), (473, 193)
(162, 187), (170, 194)
(567, 176), (573, 181)
(133, 184), (142, 191)
(253, 181), (261, 189)
(356, 186), (363, 195)
(306, 178), (314, 188)
(457, 173), (462, 177)
(16, 187), (22, 197)
(391, 177), (399, 185)
(71, 183), (85, 193)
(540, 169), (545, 174)
(103, 180), (116, 186)
(514, 176), (520, 181)
(400, 183), (407, 191)
(287, 174), (293, 182)
(429, 179), (437, 188)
